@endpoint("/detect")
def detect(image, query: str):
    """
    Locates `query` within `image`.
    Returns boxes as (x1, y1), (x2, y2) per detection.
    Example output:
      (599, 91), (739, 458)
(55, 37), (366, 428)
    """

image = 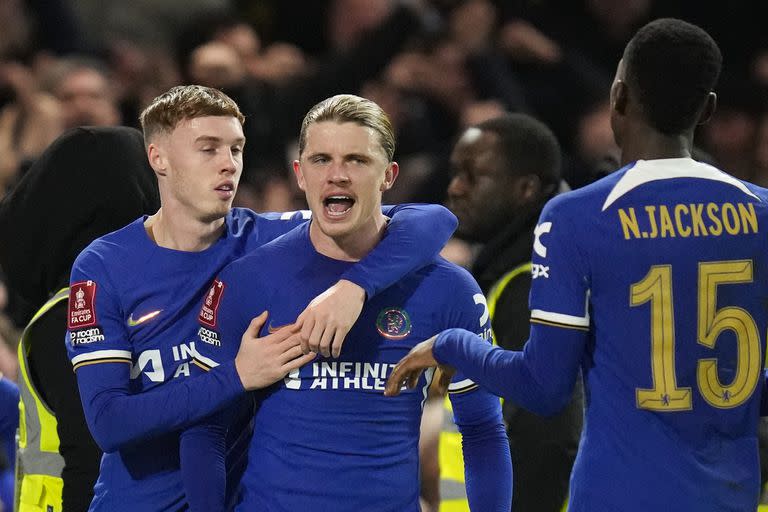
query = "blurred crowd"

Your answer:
(0, 0), (766, 384)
